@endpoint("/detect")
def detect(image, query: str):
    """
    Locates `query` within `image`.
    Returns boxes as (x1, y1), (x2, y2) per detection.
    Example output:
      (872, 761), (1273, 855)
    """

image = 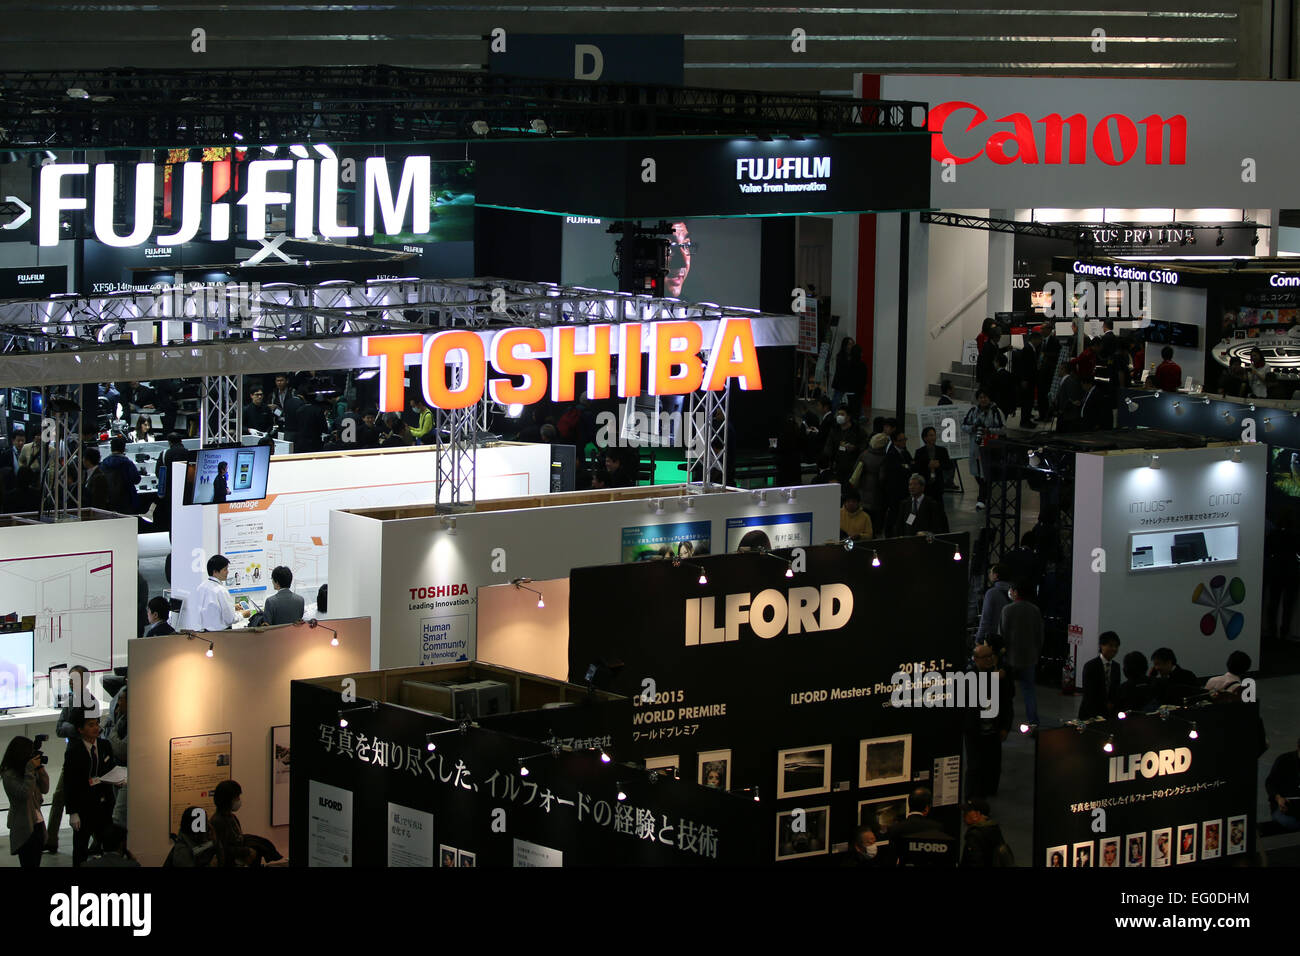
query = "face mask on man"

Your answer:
(836, 414), (847, 426)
